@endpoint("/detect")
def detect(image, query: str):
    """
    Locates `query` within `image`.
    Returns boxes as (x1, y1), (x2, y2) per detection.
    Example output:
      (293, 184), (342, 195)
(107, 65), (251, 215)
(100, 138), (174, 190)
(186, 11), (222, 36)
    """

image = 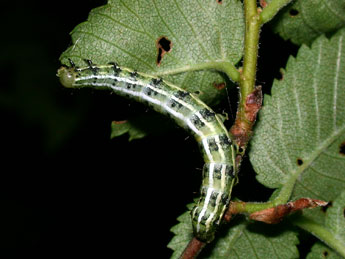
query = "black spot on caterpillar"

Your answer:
(57, 60), (238, 243)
